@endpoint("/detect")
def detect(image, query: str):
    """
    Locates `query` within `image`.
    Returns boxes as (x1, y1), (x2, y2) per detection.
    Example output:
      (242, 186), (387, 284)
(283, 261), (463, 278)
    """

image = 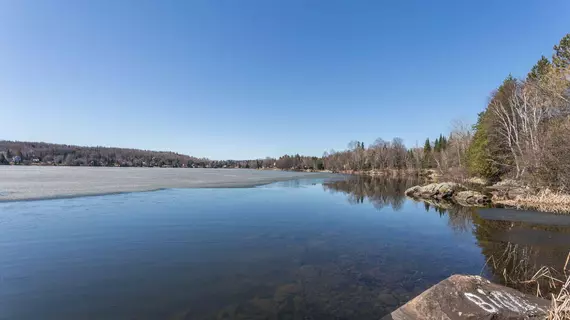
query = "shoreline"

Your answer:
(405, 181), (570, 214)
(0, 166), (337, 202)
